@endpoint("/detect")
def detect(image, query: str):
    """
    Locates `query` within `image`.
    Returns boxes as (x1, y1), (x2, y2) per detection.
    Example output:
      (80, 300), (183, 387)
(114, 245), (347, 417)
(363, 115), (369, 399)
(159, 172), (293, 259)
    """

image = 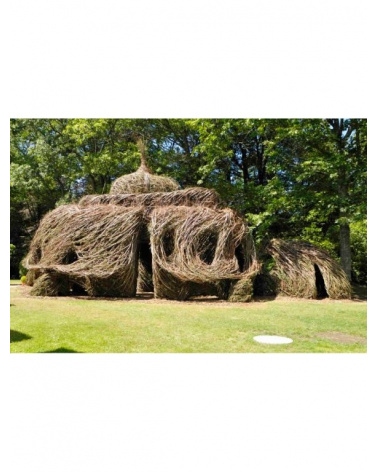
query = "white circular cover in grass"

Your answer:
(253, 335), (293, 344)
